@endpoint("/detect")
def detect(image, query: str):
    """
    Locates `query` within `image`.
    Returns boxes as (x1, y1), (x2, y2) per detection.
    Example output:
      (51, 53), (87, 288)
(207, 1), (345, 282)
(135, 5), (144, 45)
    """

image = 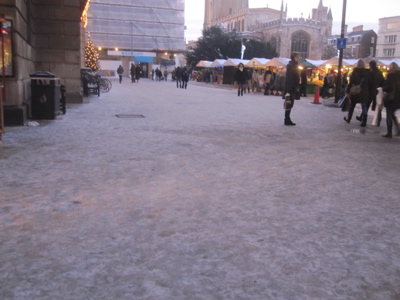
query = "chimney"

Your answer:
(352, 25), (363, 32)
